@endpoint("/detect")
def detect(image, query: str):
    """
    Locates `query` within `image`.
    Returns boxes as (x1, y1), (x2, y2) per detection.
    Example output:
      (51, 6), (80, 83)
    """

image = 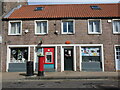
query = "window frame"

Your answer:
(8, 21), (22, 35)
(112, 19), (120, 34)
(88, 19), (102, 34)
(61, 20), (75, 34)
(35, 20), (48, 35)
